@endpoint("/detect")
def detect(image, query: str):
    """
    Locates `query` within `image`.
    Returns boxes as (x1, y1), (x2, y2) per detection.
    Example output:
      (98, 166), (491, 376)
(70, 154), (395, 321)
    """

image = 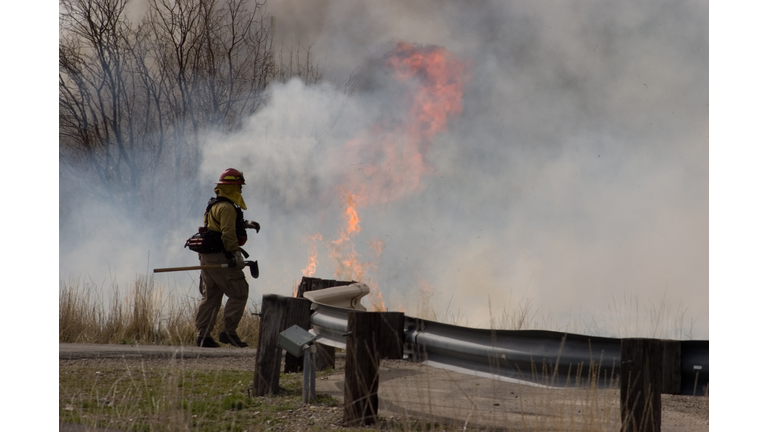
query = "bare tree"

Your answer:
(59, 0), (142, 210)
(60, 0), (310, 224)
(273, 43), (325, 85)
